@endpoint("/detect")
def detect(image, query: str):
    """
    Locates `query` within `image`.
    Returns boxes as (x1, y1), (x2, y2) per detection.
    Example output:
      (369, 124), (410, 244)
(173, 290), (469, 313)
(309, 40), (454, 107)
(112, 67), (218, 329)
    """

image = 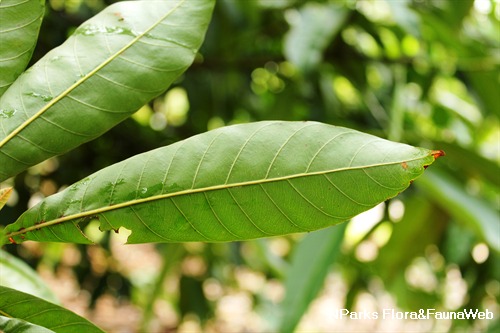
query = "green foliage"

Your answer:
(1, 0), (498, 332)
(0, 0), (214, 182)
(0, 0), (44, 96)
(3, 121), (437, 245)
